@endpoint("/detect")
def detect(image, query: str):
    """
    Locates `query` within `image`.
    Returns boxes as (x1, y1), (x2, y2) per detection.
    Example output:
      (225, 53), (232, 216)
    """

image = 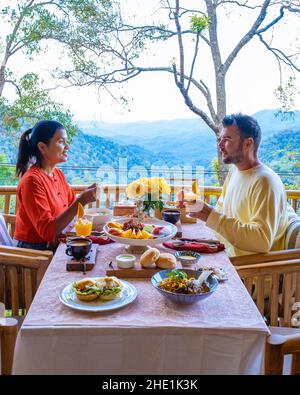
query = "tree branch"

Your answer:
(258, 33), (300, 72)
(5, 79), (22, 97)
(223, 0), (271, 74)
(186, 32), (200, 92)
(174, 0), (185, 87)
(216, 0), (265, 9)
